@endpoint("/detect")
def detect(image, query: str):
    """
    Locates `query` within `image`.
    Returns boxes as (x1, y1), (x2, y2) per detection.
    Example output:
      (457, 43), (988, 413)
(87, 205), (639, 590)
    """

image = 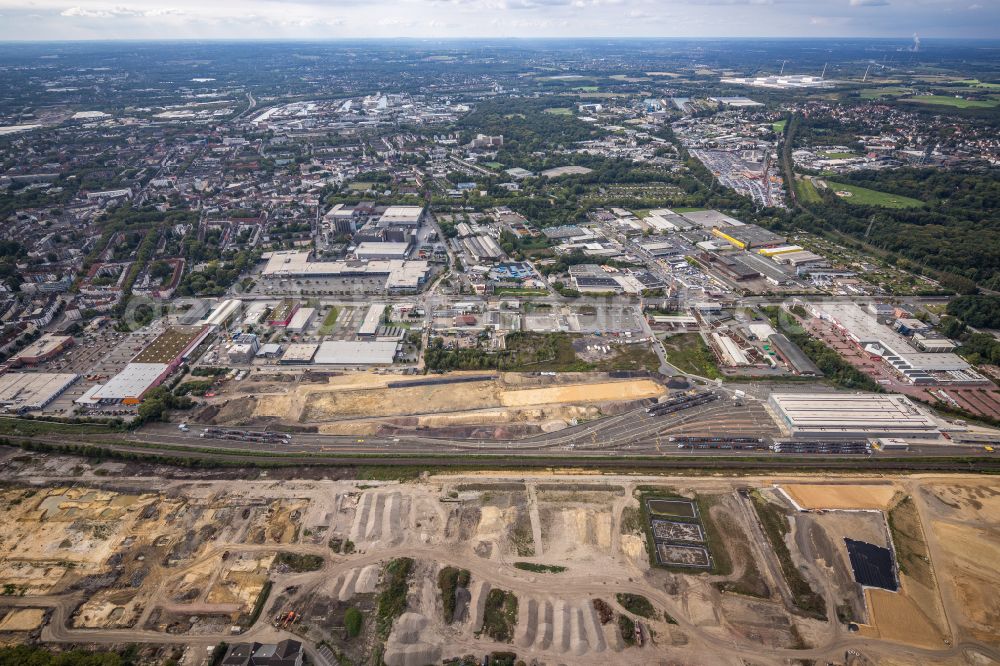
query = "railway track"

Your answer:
(9, 435), (1000, 474)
